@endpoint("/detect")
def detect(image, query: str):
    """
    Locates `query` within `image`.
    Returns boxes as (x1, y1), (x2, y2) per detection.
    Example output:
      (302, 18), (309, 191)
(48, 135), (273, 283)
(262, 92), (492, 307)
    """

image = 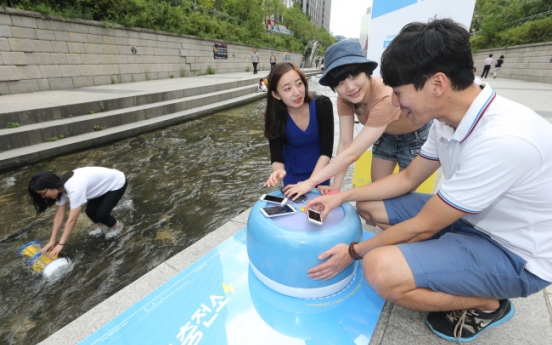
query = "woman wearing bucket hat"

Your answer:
(28, 167), (127, 258)
(262, 62), (334, 188)
(283, 40), (432, 200)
